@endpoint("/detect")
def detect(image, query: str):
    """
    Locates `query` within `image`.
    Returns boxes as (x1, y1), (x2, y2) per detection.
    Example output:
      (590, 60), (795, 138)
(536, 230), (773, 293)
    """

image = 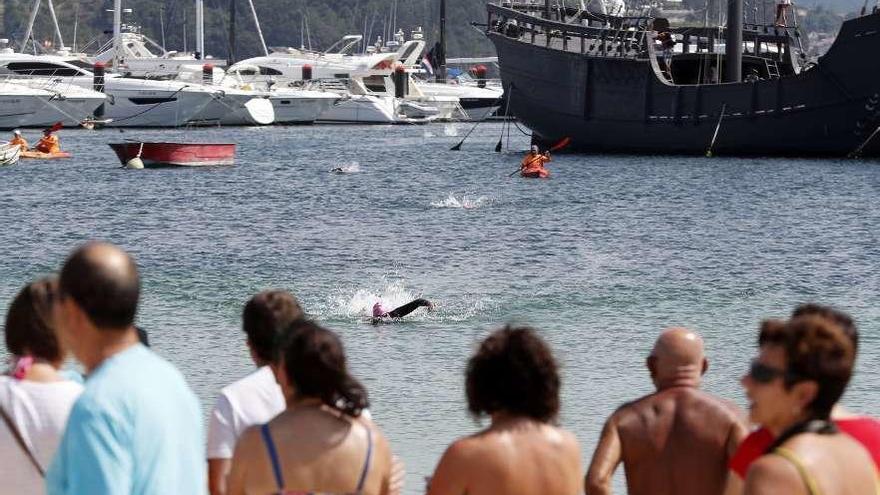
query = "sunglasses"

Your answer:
(749, 360), (799, 384)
